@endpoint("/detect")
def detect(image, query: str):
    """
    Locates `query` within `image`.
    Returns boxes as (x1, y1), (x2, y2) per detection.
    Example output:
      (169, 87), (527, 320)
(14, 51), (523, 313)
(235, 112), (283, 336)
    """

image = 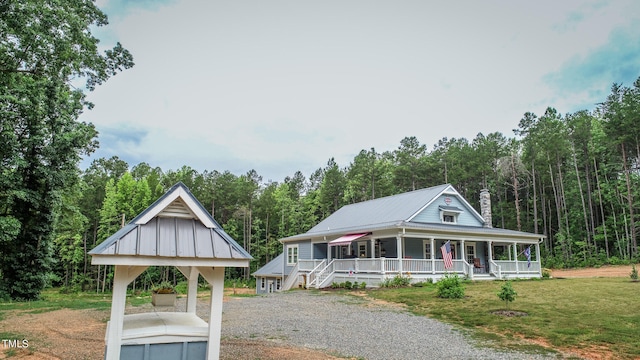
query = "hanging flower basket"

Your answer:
(151, 282), (177, 306)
